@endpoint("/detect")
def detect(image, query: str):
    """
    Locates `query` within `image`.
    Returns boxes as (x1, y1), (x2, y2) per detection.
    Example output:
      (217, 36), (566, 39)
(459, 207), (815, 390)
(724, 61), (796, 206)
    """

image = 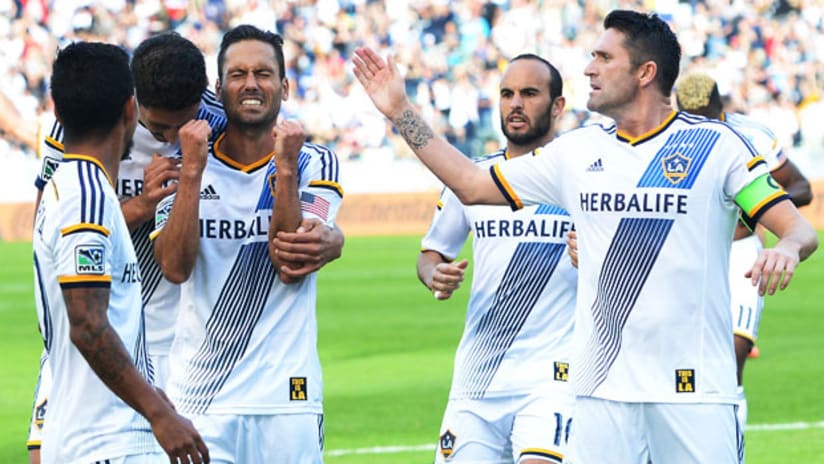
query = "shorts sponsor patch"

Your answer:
(554, 362), (569, 382)
(439, 429), (456, 459)
(676, 369), (695, 393)
(34, 399), (47, 430)
(75, 245), (105, 274)
(290, 377), (307, 400)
